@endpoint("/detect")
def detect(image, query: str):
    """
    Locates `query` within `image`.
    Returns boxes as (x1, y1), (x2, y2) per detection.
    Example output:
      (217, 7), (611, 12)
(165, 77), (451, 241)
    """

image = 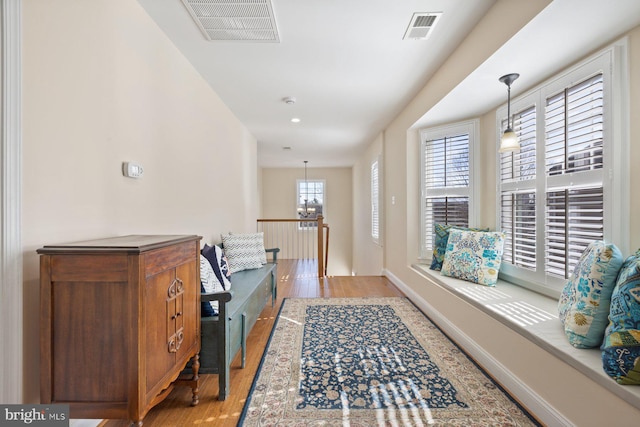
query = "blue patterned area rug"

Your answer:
(239, 297), (541, 426)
